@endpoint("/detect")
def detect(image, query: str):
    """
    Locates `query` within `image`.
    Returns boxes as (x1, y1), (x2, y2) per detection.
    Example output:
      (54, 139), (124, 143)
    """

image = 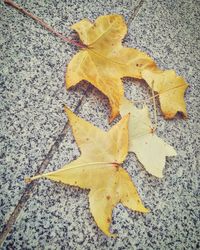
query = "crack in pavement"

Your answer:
(127, 0), (144, 26)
